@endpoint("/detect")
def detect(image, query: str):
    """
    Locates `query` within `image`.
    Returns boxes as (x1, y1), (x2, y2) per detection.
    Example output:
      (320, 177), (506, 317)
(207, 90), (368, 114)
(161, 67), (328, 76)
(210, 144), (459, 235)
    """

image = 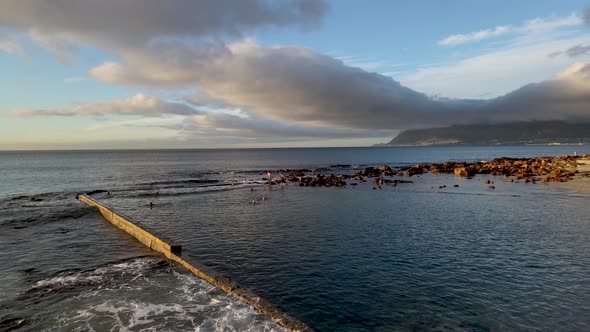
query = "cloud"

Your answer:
(9, 92), (392, 140)
(88, 39), (468, 130)
(2, 1), (590, 146)
(565, 44), (590, 57)
(584, 7), (590, 26)
(403, 36), (590, 98)
(183, 112), (391, 139)
(439, 25), (512, 46)
(439, 14), (582, 46)
(484, 62), (590, 123)
(13, 62), (590, 136)
(9, 94), (199, 117)
(0, 0), (327, 53)
(0, 33), (23, 55)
